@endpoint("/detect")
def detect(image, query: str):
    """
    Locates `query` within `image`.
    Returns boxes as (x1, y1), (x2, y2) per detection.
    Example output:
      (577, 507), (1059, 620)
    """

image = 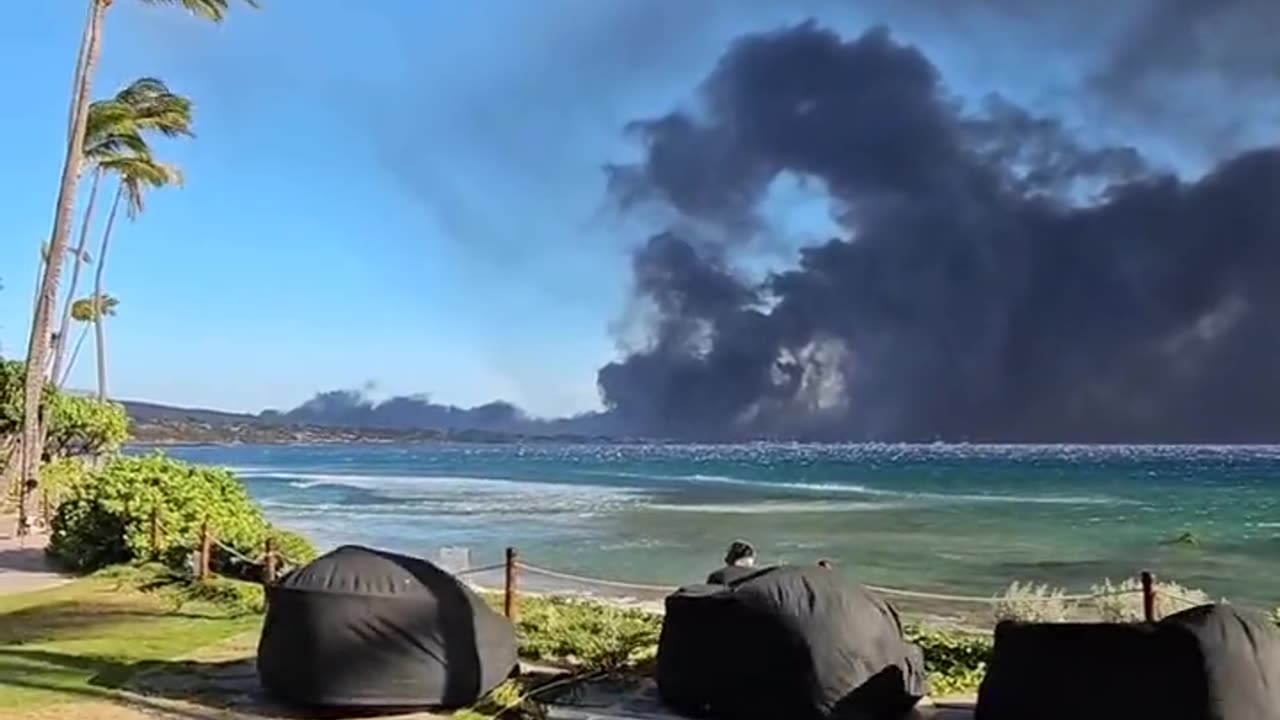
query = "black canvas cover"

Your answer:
(256, 545), (518, 709)
(706, 564), (755, 585)
(656, 565), (928, 720)
(976, 603), (1280, 720)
